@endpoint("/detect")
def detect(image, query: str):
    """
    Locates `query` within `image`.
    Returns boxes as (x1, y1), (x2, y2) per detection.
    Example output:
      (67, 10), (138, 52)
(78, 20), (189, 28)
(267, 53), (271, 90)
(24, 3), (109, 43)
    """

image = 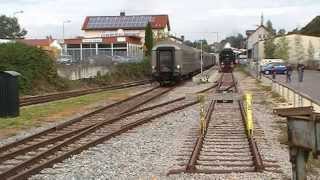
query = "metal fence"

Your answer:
(244, 66), (320, 112)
